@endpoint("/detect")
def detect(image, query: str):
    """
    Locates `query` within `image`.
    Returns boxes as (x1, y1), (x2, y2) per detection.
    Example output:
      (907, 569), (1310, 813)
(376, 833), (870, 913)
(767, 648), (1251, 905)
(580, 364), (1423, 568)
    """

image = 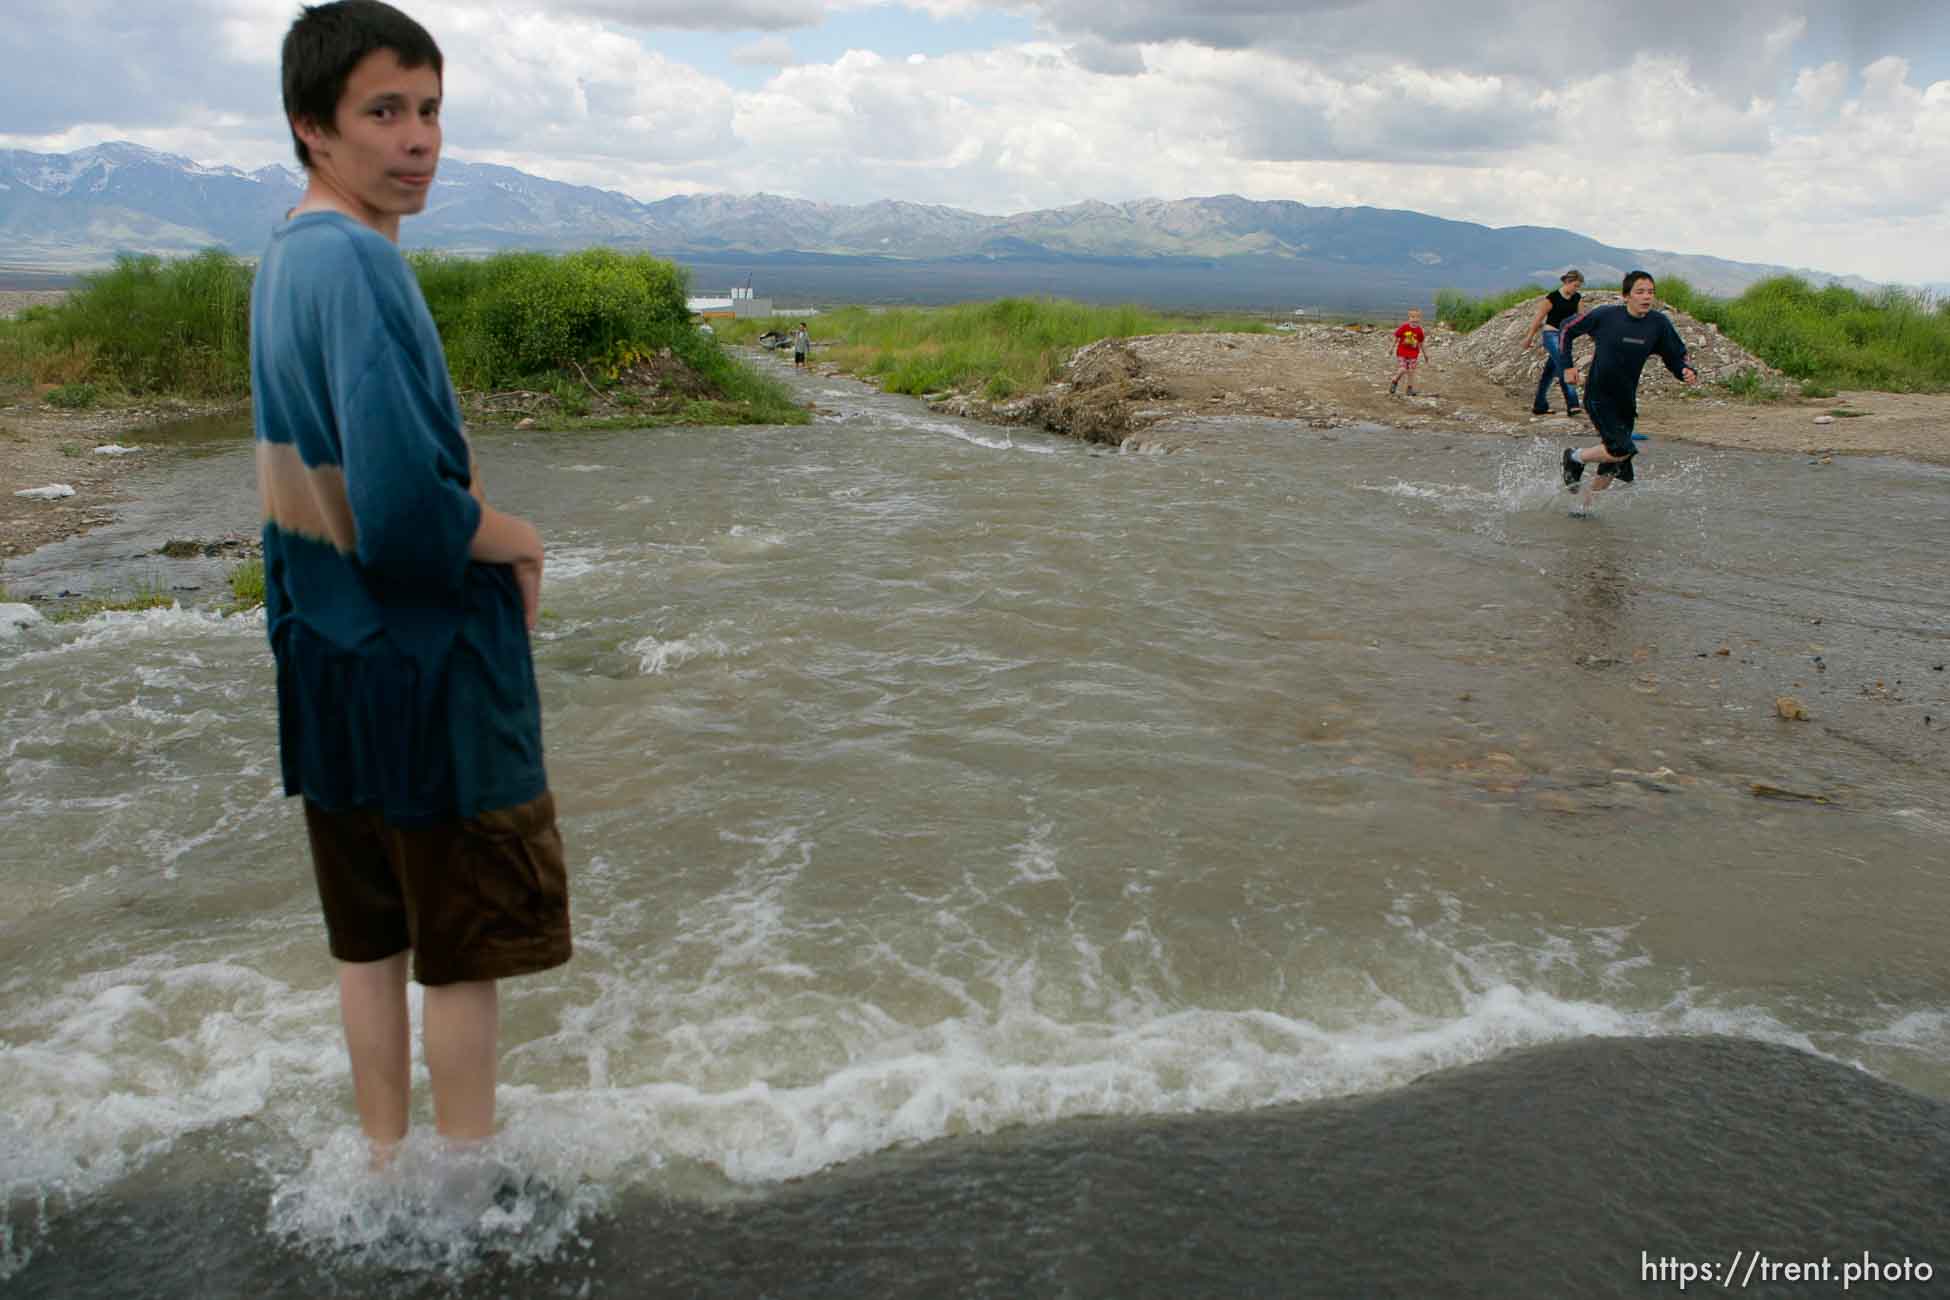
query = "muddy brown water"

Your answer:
(3, 358), (1946, 1296)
